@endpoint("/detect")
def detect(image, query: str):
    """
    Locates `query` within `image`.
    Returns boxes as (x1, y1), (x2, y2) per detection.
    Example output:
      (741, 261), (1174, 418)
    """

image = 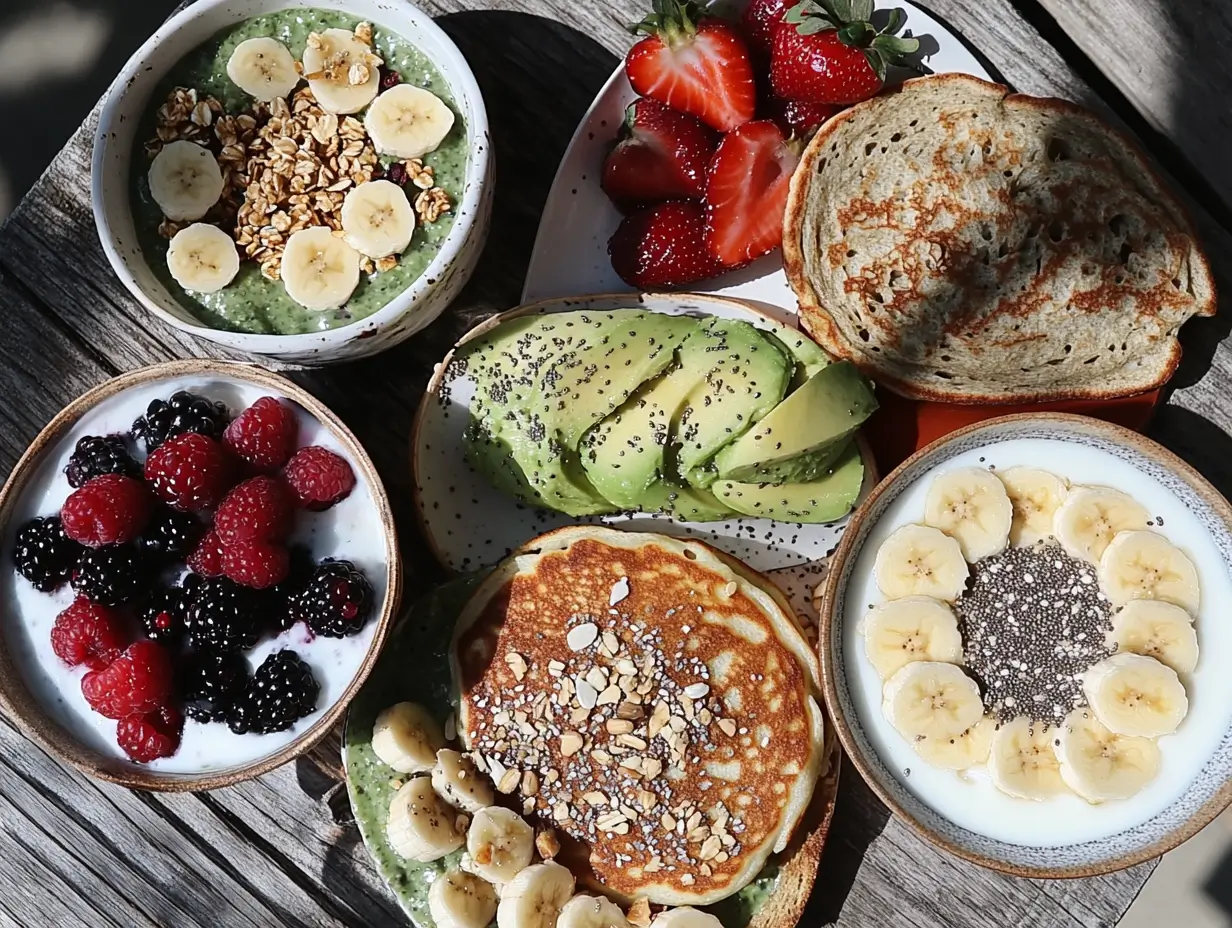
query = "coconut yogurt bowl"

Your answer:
(92, 0), (492, 365)
(0, 360), (401, 790)
(819, 413), (1232, 878)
